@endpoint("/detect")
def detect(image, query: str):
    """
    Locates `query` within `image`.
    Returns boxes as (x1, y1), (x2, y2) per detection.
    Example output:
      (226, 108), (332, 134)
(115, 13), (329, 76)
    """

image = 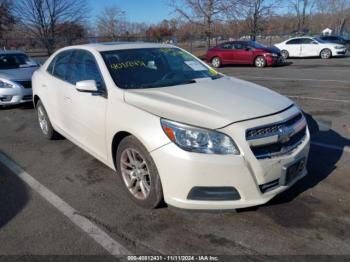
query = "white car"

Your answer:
(32, 43), (310, 210)
(275, 37), (347, 59)
(0, 51), (39, 106)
